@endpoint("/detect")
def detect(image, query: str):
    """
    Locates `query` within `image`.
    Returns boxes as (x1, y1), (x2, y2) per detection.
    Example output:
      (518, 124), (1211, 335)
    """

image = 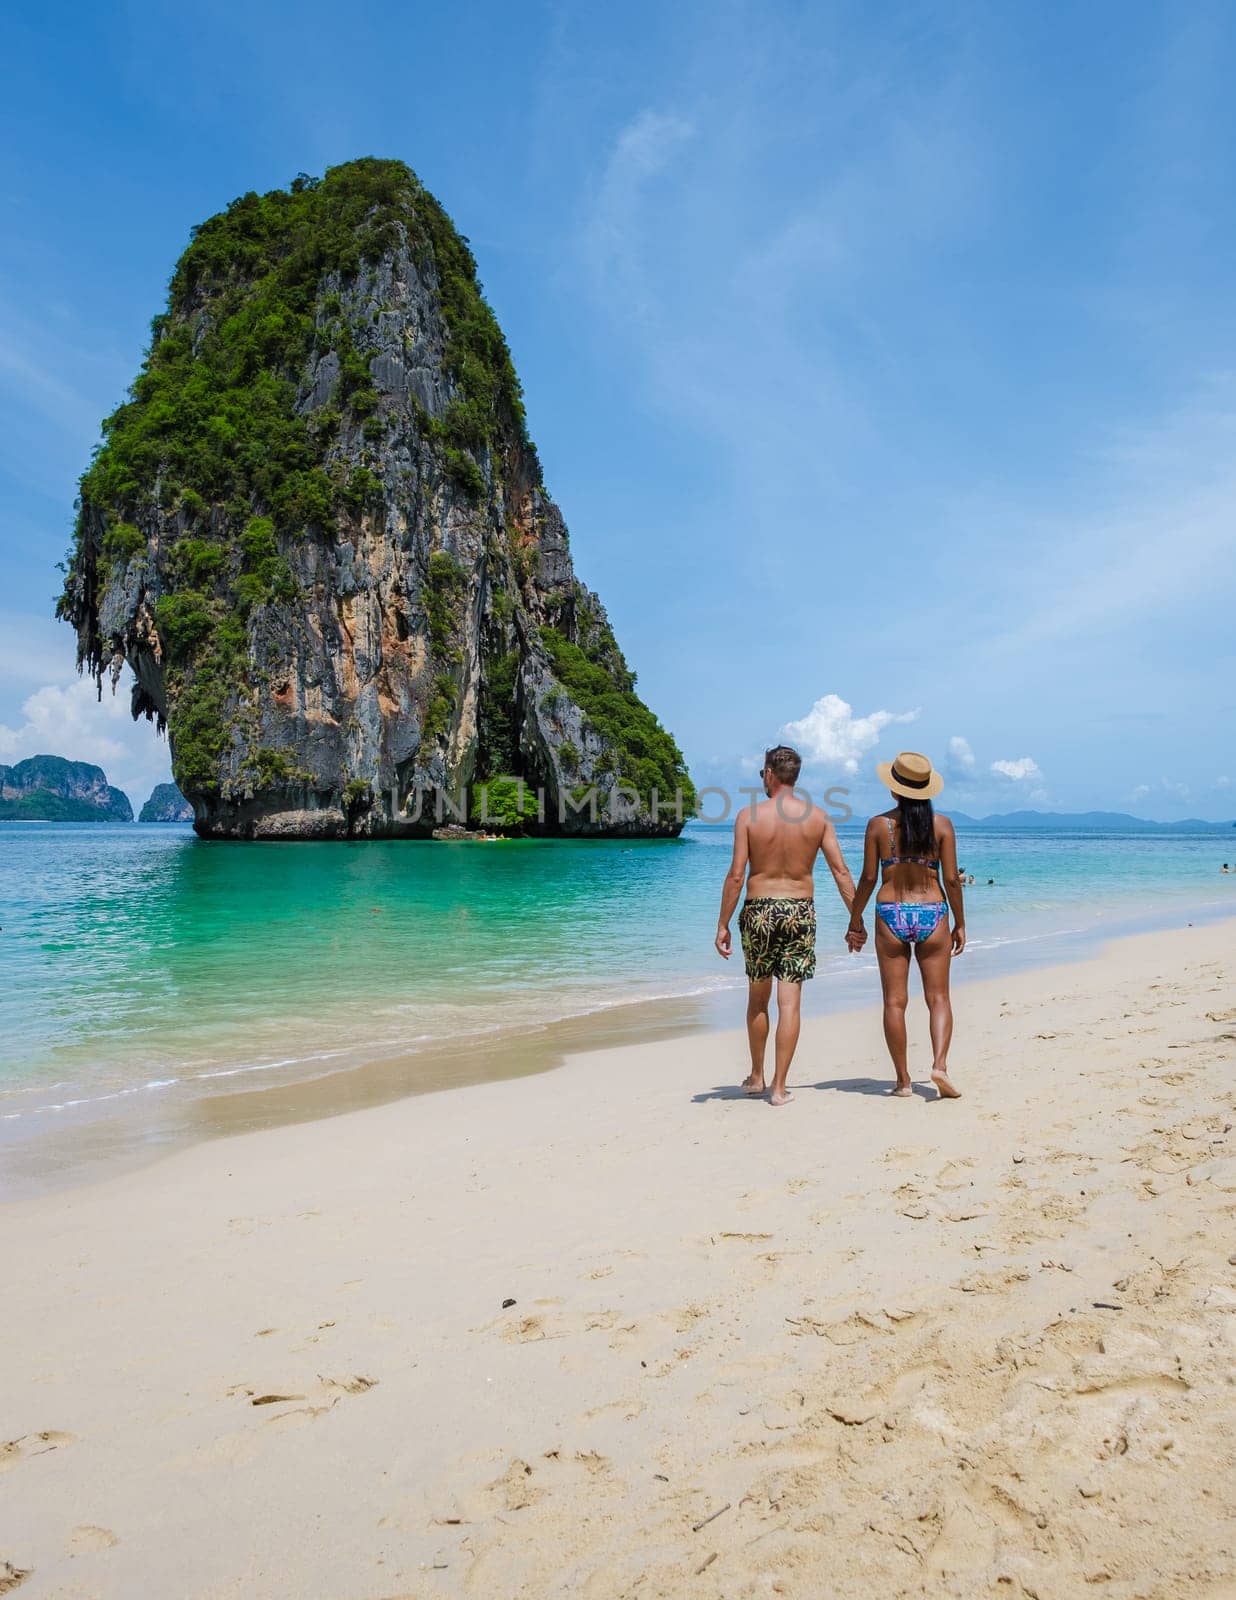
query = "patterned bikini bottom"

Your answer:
(876, 901), (948, 945)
